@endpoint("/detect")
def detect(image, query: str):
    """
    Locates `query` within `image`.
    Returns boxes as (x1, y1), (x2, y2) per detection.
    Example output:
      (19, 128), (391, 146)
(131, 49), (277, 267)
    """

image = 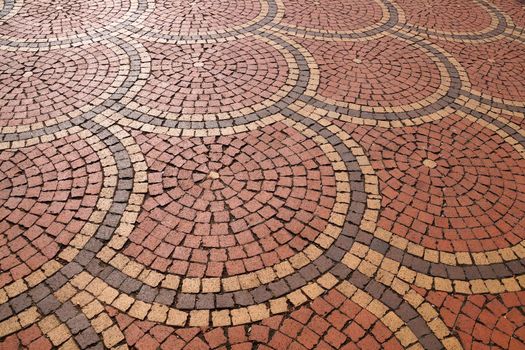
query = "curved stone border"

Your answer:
(458, 90), (525, 119)
(53, 286), (124, 350)
(52, 268), (461, 350)
(0, 0), (20, 20)
(0, 306), (94, 348)
(0, 281), (106, 348)
(343, 242), (525, 295)
(0, 36), (144, 143)
(0, 120), (141, 340)
(460, 82), (525, 110)
(0, 127), (118, 303)
(458, 97), (525, 137)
